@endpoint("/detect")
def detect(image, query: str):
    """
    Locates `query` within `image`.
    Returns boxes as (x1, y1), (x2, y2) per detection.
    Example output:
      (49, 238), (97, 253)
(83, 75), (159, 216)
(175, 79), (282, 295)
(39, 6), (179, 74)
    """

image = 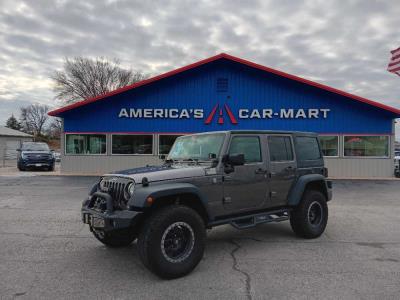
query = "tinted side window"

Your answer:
(268, 136), (294, 161)
(295, 136), (321, 160)
(229, 136), (262, 163)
